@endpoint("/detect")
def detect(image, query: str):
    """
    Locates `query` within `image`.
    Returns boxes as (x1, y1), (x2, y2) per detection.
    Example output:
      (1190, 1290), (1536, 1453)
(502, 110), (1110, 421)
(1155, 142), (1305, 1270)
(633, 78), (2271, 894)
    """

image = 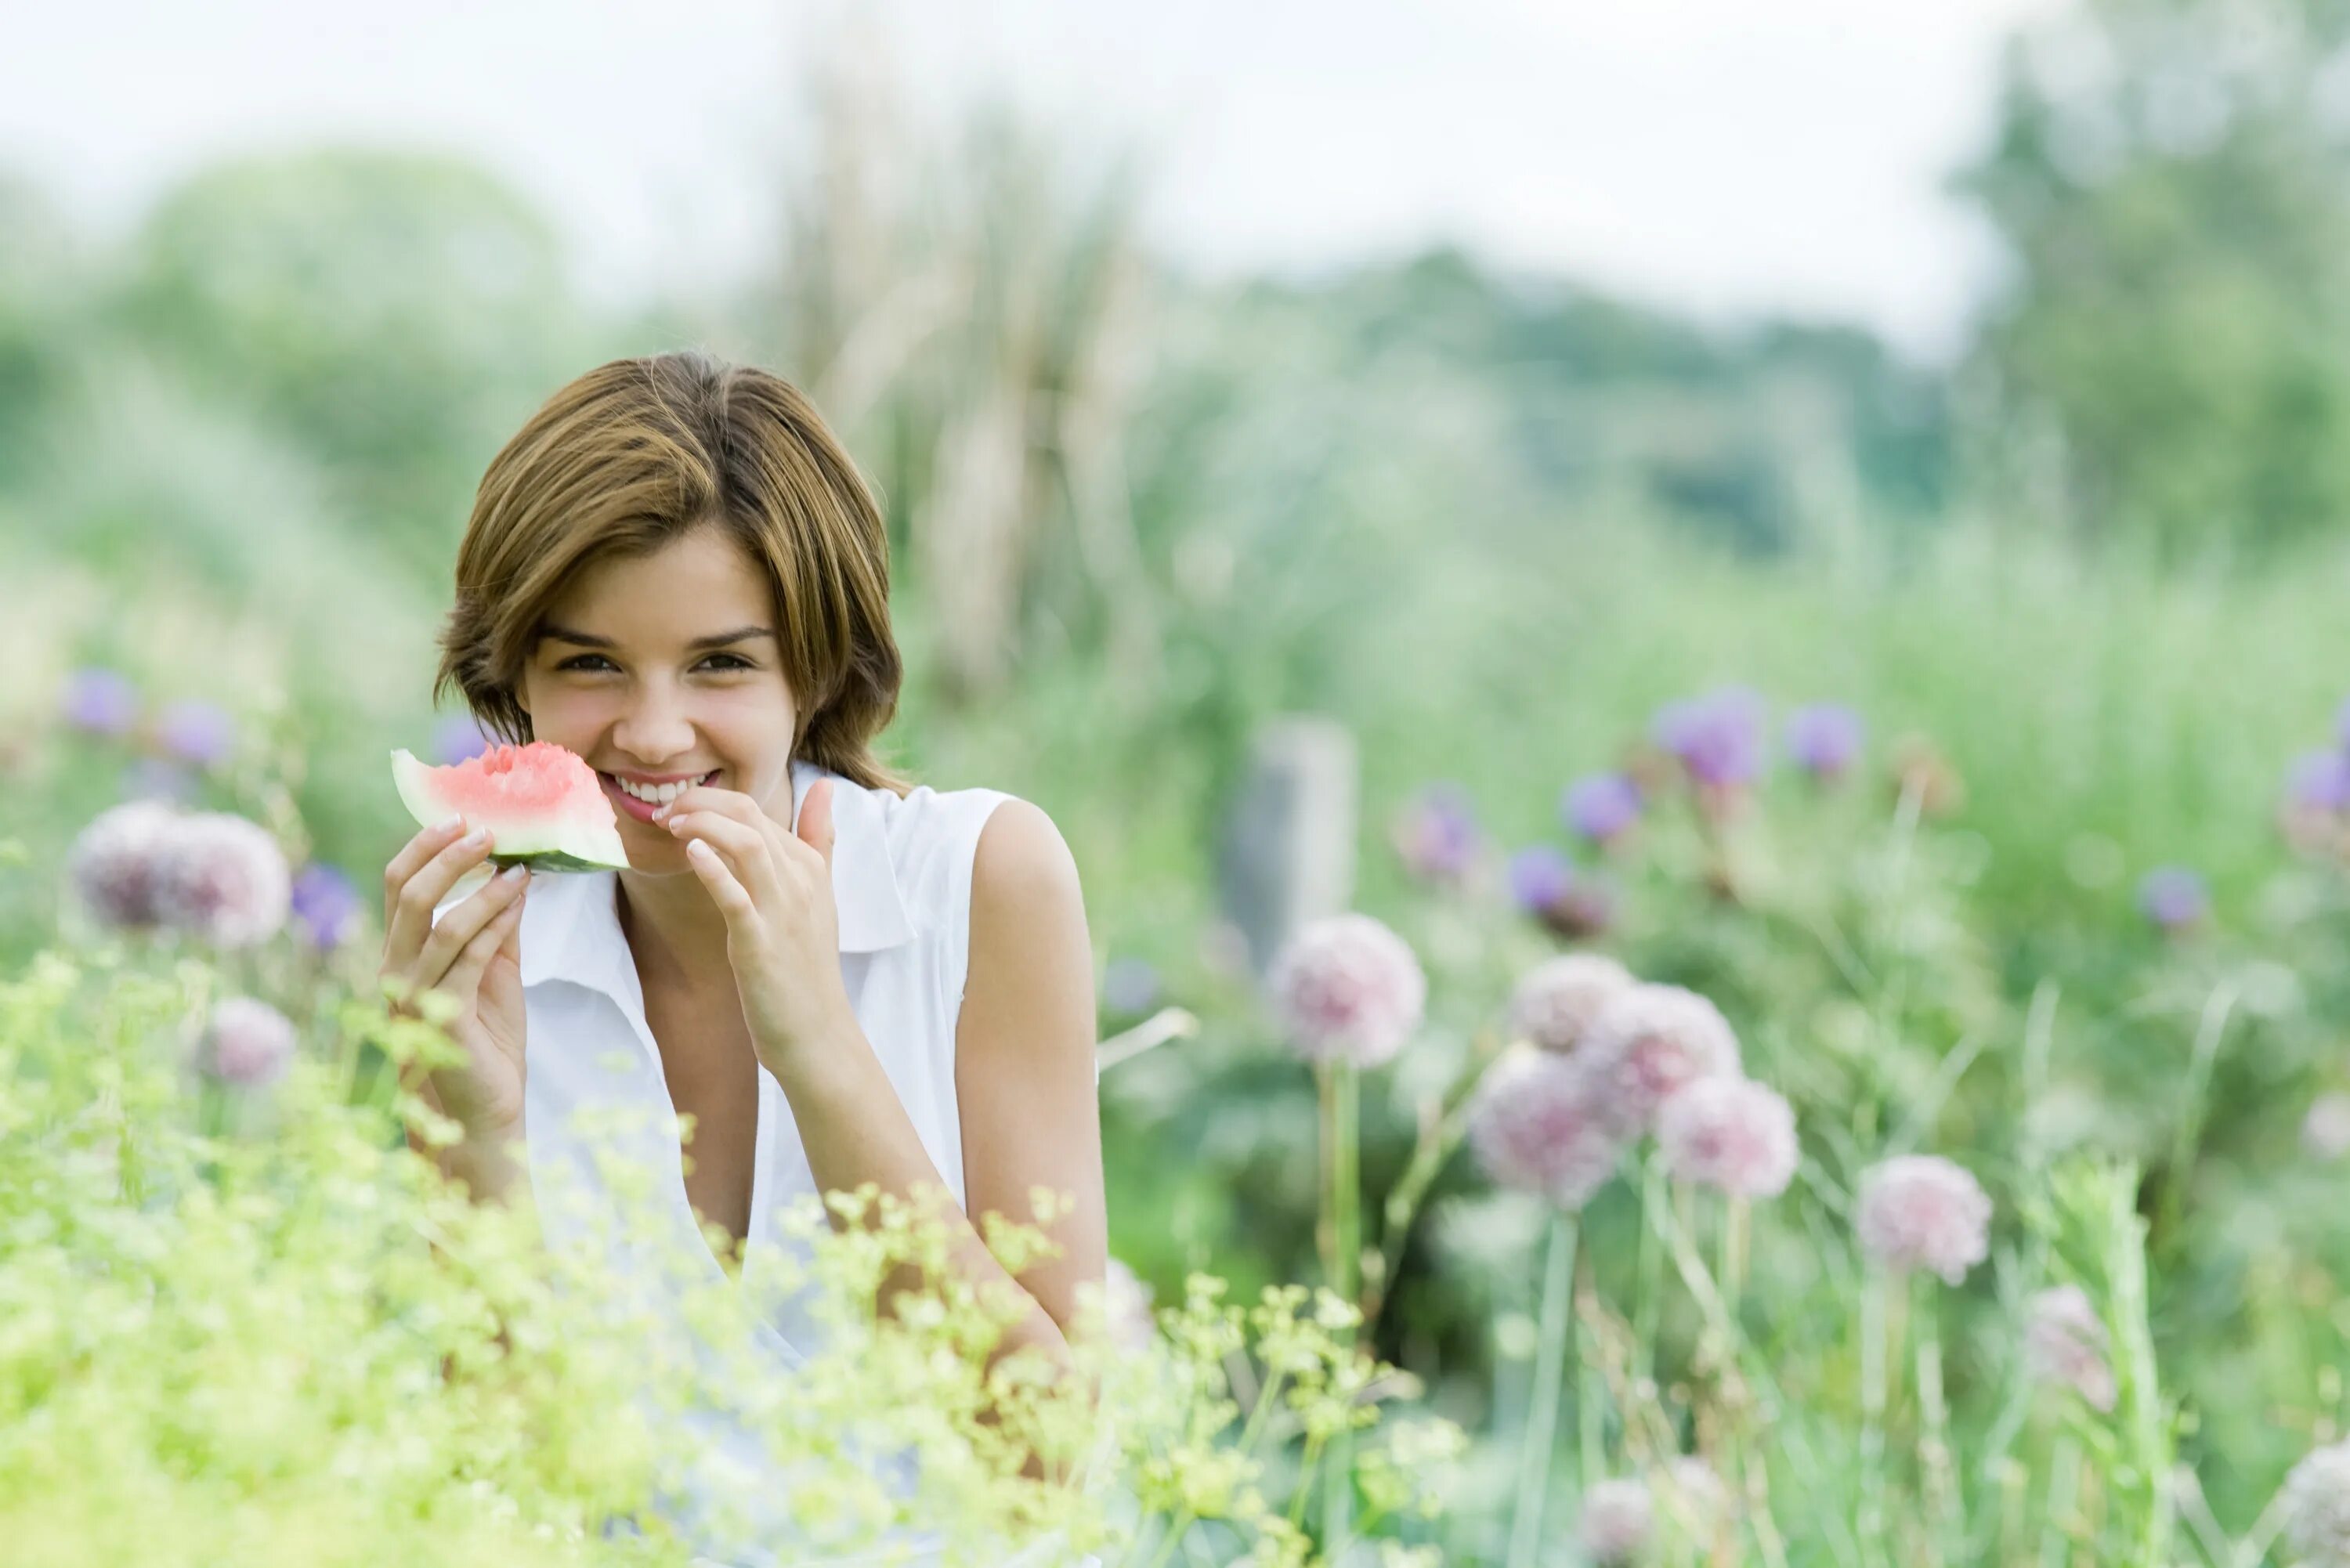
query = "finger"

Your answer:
(415, 864), (529, 988)
(437, 883), (528, 1004)
(670, 812), (785, 905)
(649, 779), (747, 823)
(684, 836), (757, 919)
(387, 829), (502, 967)
(798, 779), (836, 864)
(383, 817), (469, 930)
